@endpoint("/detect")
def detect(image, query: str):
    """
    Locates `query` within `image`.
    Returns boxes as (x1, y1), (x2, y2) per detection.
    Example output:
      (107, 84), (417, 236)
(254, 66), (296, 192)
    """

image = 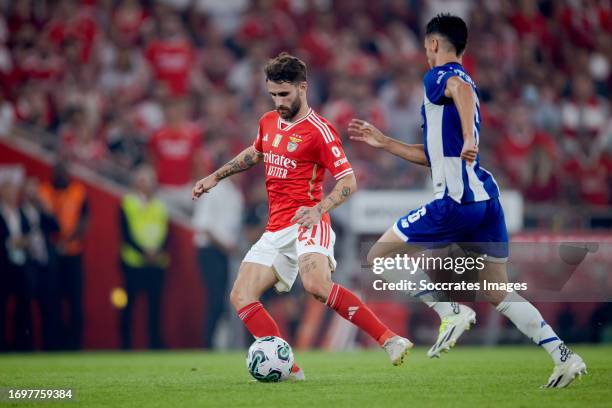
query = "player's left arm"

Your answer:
(444, 76), (478, 163)
(291, 173), (356, 228)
